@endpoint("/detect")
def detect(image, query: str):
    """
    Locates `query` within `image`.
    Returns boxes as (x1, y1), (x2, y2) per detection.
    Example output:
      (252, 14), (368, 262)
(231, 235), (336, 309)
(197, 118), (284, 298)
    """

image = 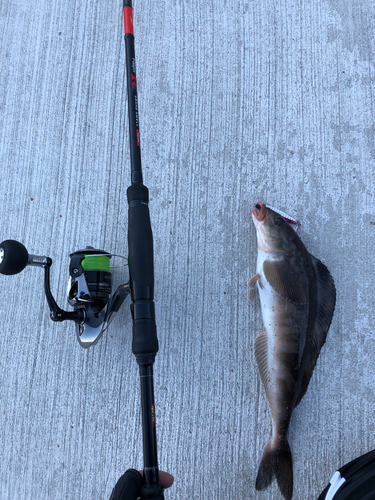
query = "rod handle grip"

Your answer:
(127, 184), (154, 287)
(127, 184), (159, 358)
